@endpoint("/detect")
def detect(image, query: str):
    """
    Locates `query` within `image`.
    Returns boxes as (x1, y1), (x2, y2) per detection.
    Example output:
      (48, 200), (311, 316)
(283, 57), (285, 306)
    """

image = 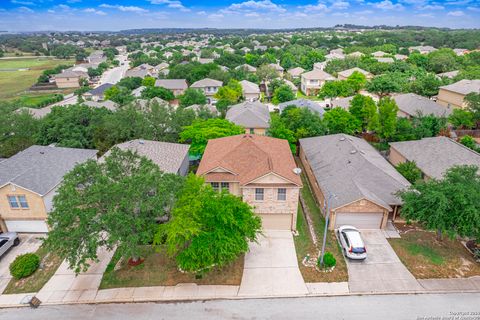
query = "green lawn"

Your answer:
(389, 224), (480, 279)
(293, 158), (348, 282)
(0, 57), (74, 100)
(100, 245), (244, 289)
(3, 246), (63, 294)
